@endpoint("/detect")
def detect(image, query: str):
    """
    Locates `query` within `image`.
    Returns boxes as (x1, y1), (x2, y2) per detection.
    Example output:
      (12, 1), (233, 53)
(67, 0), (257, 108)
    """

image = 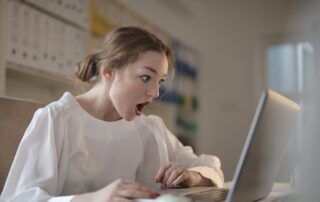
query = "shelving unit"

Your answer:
(0, 0), (9, 96)
(0, 0), (89, 102)
(0, 0), (200, 149)
(5, 62), (80, 103)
